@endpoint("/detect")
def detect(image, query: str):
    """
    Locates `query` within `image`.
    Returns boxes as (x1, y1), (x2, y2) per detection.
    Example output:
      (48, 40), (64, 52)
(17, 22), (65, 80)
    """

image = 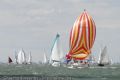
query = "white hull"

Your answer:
(52, 62), (60, 67)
